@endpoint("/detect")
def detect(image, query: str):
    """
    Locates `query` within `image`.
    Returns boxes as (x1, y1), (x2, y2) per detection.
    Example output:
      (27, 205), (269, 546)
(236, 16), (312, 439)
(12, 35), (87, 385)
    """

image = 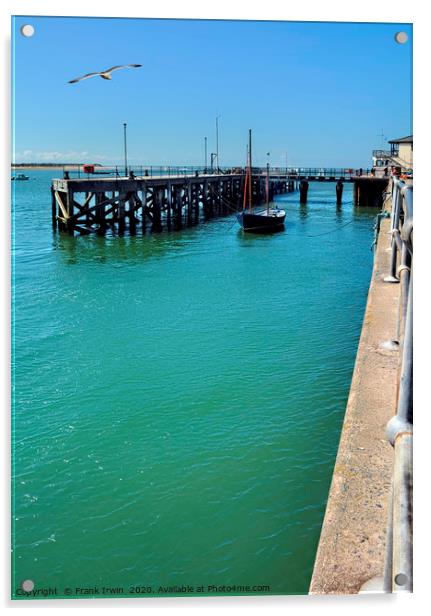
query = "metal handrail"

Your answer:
(373, 149), (393, 158)
(383, 177), (413, 592)
(59, 165), (372, 181)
